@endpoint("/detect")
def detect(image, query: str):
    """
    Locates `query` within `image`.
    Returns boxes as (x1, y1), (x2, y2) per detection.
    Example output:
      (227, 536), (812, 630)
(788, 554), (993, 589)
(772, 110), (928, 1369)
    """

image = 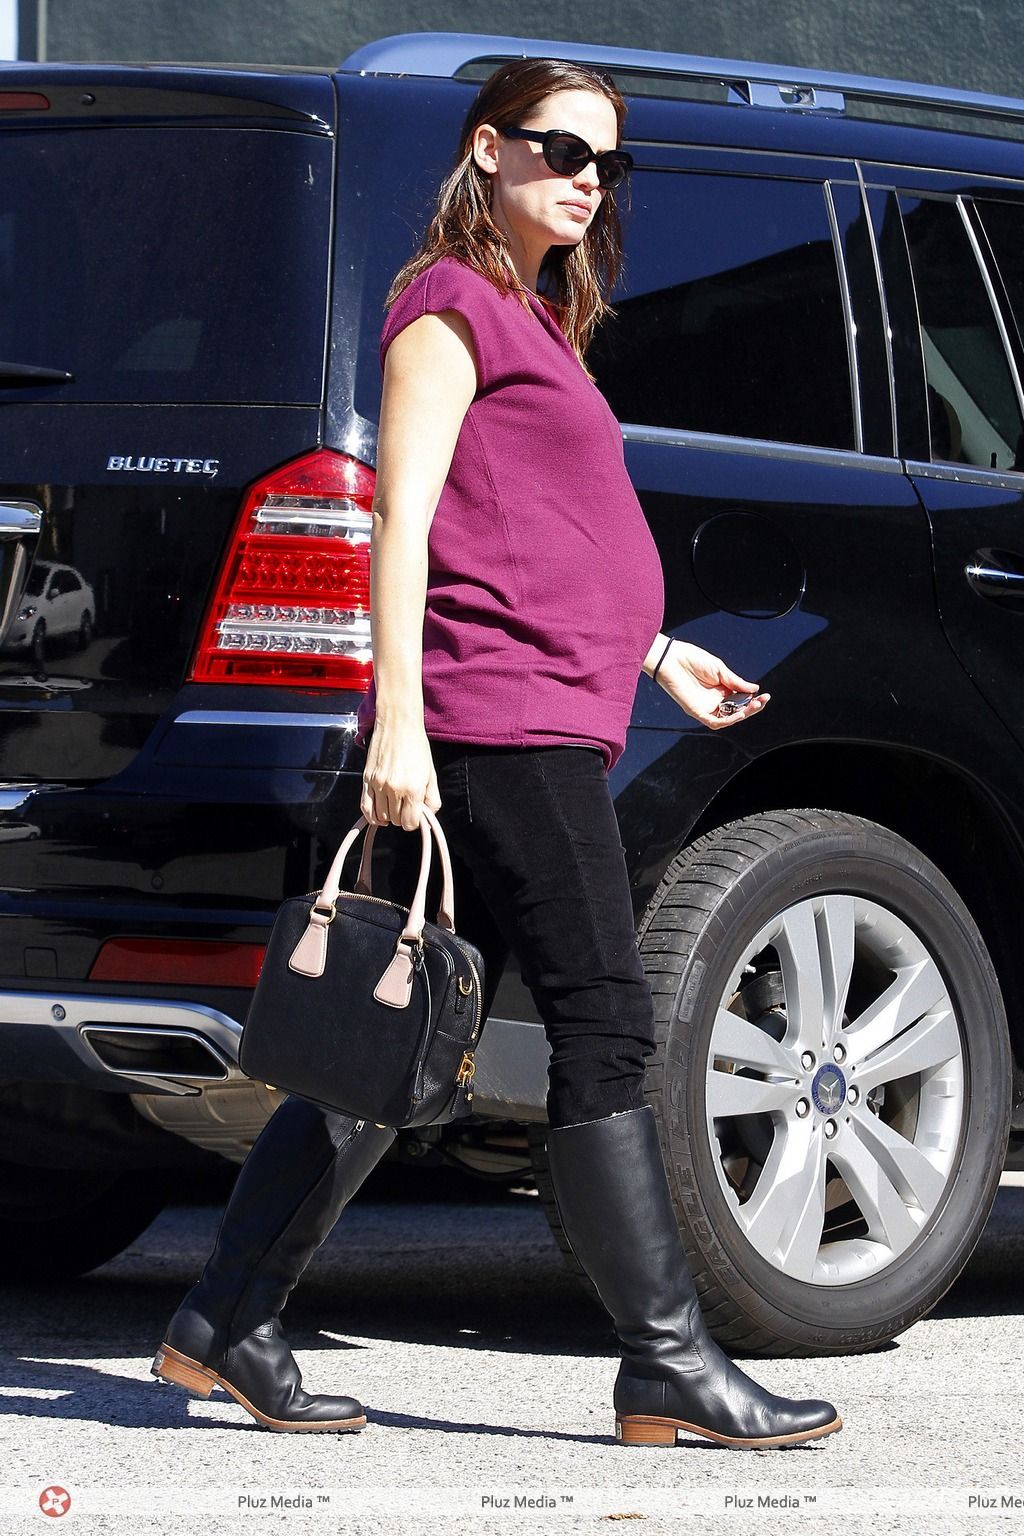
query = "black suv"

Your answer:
(1, 31), (1022, 1358)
